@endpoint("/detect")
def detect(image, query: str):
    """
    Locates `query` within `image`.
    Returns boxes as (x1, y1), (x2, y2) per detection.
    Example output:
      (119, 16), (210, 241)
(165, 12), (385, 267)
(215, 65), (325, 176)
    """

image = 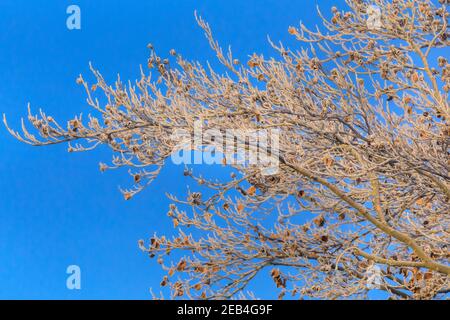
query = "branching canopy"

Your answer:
(4, 0), (450, 299)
